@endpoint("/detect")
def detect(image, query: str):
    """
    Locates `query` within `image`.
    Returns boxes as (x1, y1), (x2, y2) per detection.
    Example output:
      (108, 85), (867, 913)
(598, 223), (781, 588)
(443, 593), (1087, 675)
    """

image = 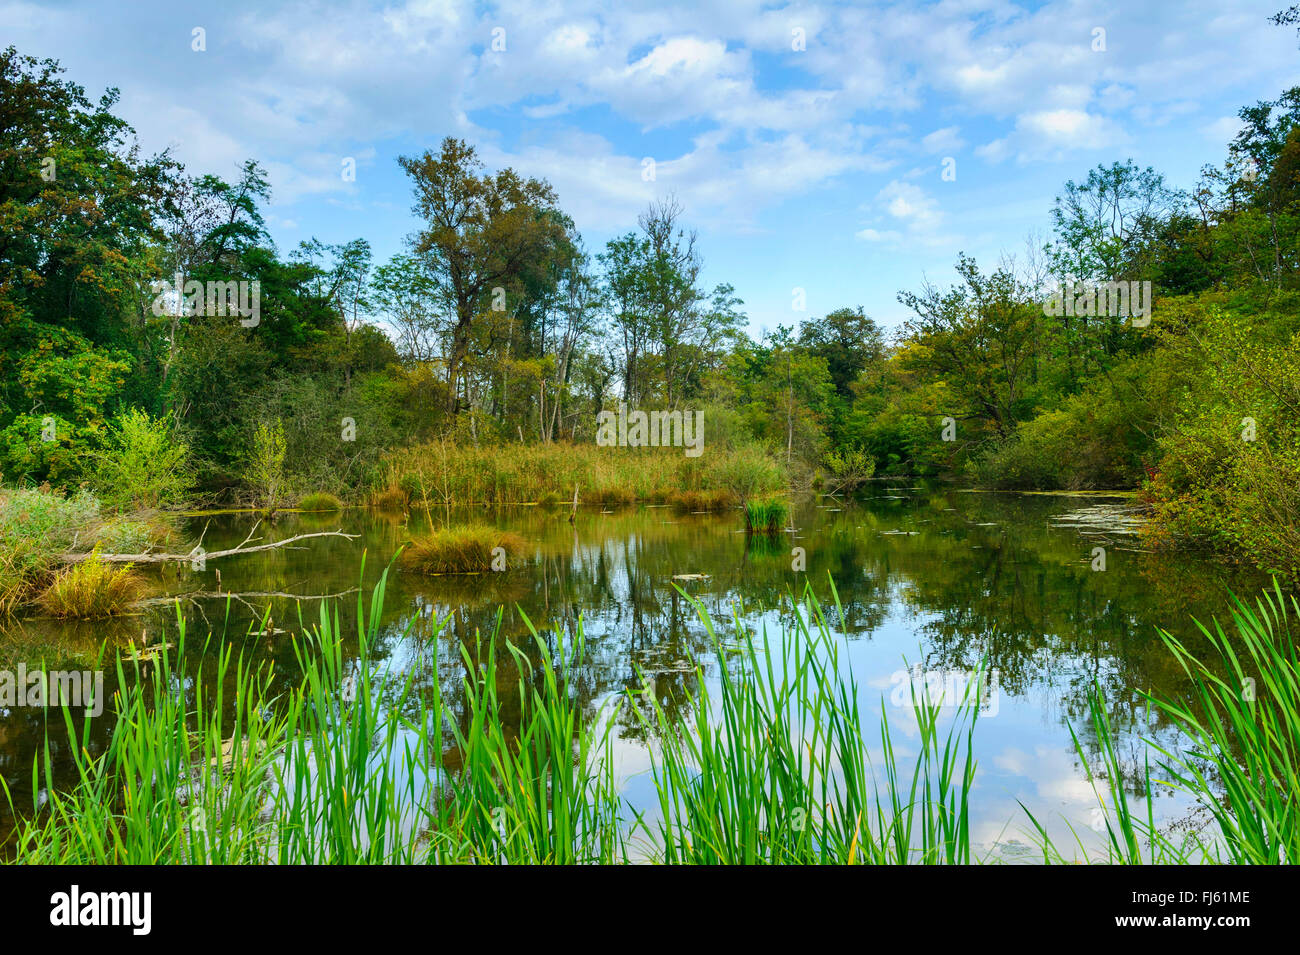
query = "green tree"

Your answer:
(399, 138), (567, 414)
